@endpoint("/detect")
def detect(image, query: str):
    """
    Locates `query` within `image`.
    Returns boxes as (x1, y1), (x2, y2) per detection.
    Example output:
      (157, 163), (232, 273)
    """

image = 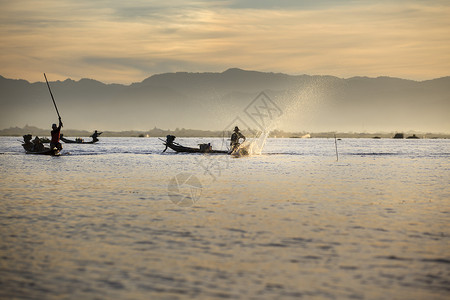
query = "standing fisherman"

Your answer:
(44, 73), (64, 151)
(50, 117), (63, 150)
(230, 126), (246, 152)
